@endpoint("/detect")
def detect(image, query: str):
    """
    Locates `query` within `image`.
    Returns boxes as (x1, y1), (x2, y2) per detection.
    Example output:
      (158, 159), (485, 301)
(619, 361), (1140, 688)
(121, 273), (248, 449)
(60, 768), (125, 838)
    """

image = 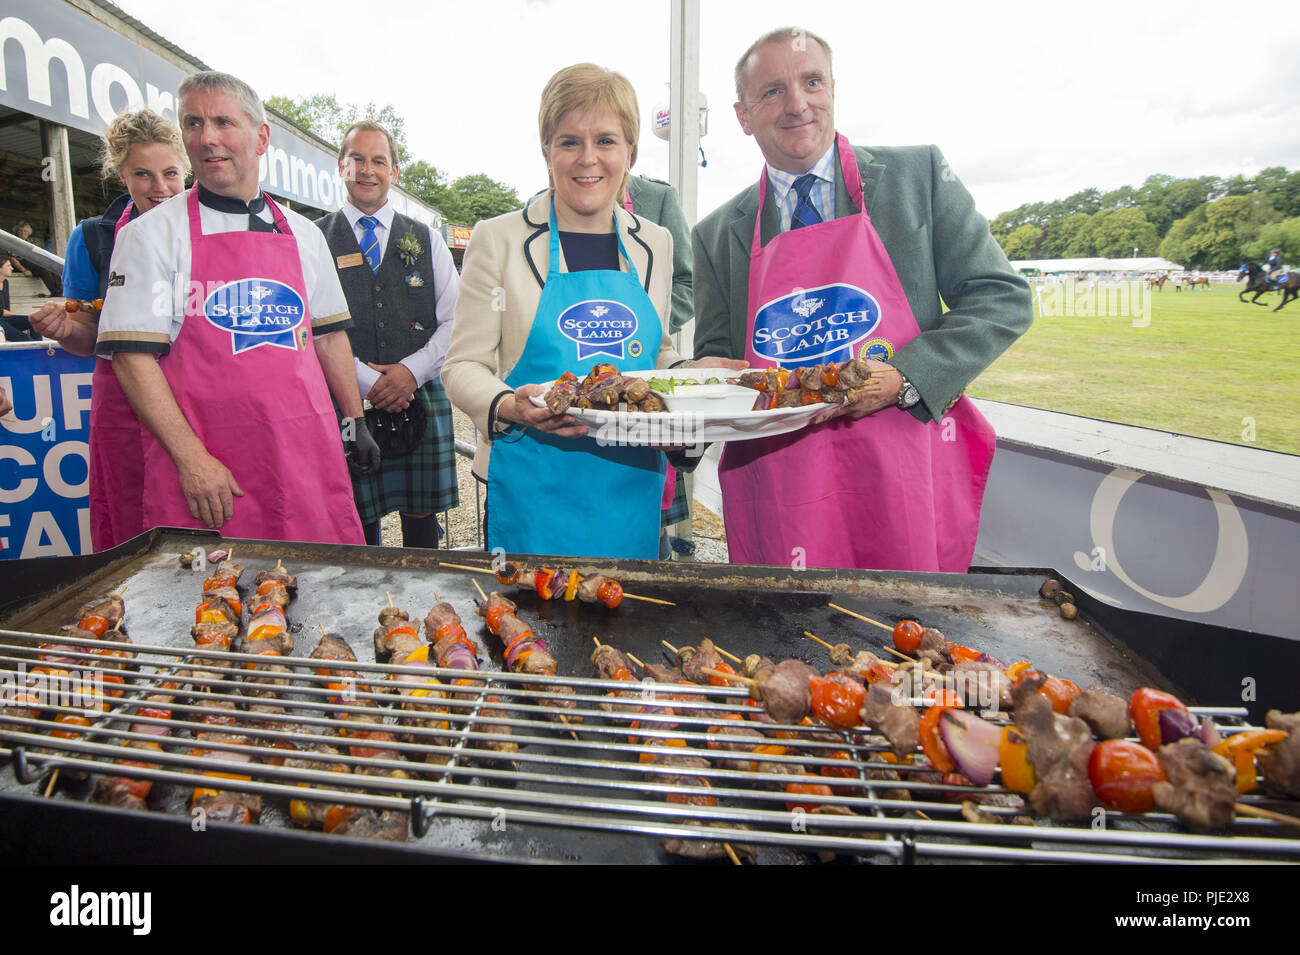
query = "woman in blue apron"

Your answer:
(441, 64), (741, 560)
